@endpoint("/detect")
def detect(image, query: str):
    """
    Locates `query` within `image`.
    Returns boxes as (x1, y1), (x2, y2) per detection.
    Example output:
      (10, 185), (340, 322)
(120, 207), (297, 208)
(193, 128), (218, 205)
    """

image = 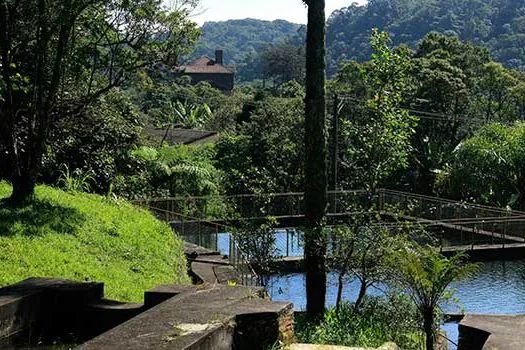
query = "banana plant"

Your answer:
(160, 101), (213, 145)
